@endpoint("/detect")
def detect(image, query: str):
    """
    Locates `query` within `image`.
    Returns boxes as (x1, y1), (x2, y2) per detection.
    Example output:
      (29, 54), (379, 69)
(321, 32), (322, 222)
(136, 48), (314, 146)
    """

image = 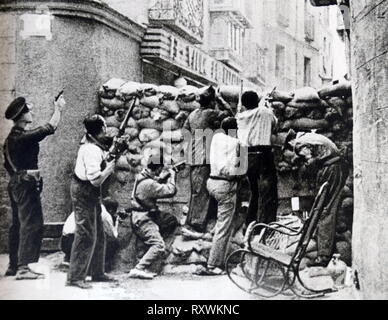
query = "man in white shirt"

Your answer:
(61, 198), (119, 268)
(67, 115), (116, 289)
(237, 91), (279, 225)
(201, 118), (247, 275)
